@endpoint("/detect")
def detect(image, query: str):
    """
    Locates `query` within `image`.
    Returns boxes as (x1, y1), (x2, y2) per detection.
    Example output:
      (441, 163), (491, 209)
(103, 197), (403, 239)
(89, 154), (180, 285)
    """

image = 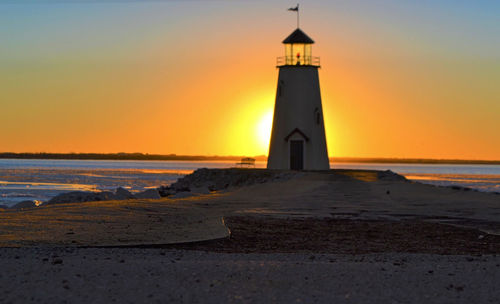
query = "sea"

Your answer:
(0, 159), (499, 208)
